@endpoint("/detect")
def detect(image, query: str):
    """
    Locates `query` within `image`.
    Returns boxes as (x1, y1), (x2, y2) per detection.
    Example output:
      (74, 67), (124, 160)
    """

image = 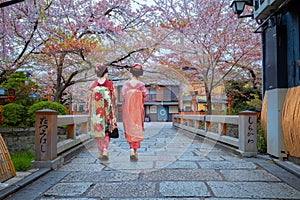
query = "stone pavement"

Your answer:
(3, 122), (300, 199)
